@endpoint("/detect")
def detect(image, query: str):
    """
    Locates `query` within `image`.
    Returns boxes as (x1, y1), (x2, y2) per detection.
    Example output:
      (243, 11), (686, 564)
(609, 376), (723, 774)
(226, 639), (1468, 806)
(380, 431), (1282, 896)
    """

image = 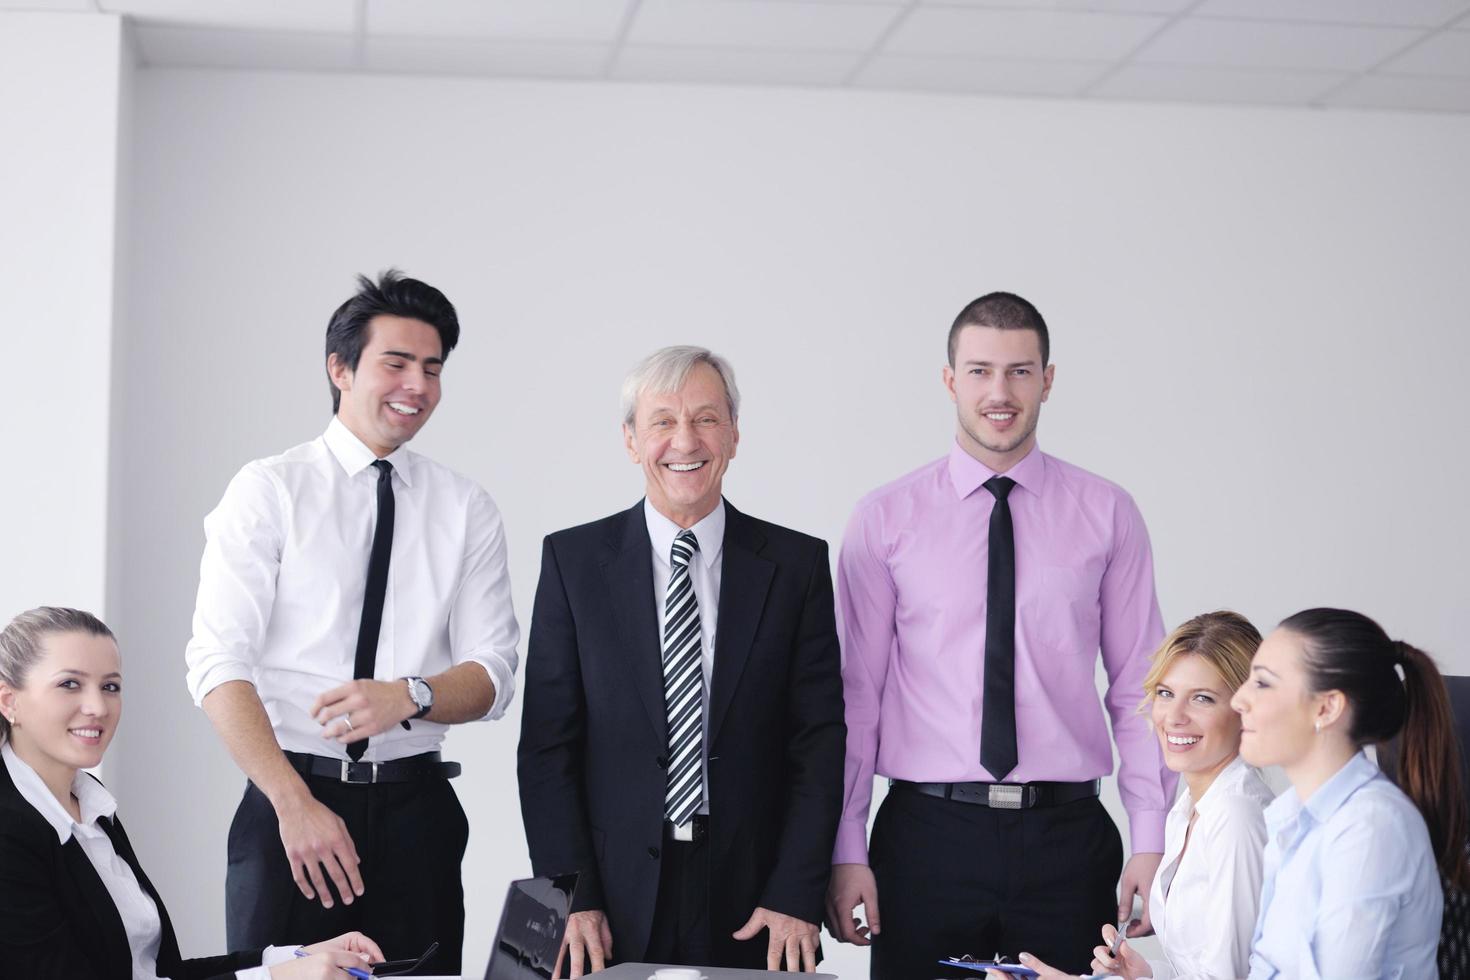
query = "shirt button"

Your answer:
(648, 846), (660, 859)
